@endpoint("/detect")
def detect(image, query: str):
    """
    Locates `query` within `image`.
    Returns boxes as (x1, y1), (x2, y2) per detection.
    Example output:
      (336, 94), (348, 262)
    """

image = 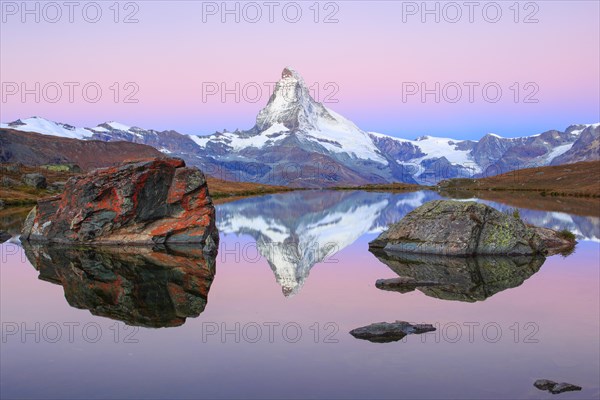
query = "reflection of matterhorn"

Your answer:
(216, 190), (437, 296)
